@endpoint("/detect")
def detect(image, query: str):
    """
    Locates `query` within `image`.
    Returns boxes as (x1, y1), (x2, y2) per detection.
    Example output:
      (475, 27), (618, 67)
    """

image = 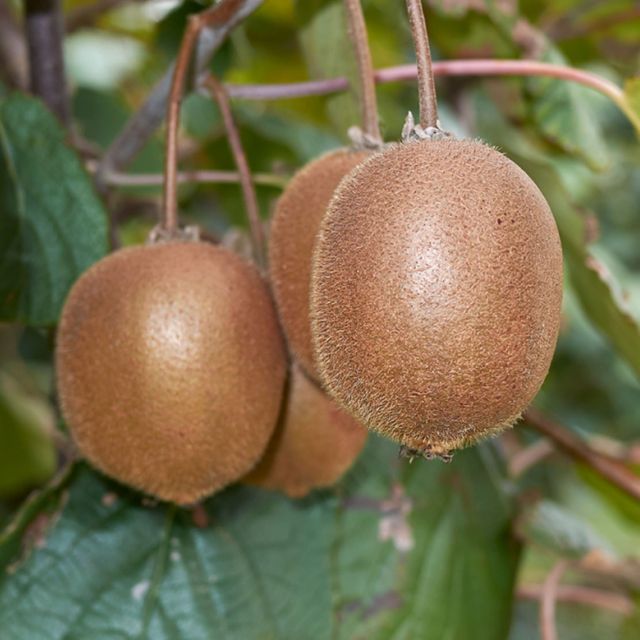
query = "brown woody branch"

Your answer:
(523, 408), (640, 503)
(96, 0), (263, 192)
(24, 0), (70, 125)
